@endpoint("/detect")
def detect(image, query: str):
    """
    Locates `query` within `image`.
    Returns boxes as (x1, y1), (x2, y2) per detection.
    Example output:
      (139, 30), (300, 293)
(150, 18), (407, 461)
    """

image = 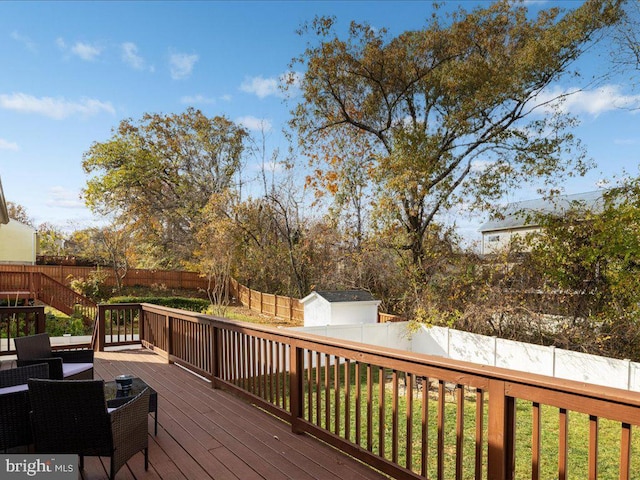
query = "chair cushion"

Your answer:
(0, 384), (28, 395)
(62, 363), (93, 378)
